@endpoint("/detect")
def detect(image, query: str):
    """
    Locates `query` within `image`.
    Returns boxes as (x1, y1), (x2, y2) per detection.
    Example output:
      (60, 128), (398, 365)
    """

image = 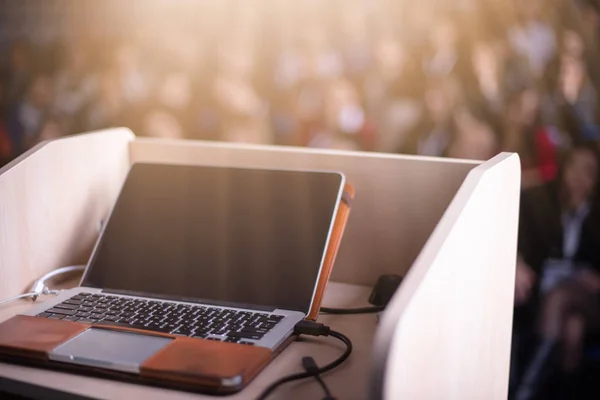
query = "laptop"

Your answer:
(0, 163), (353, 393)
